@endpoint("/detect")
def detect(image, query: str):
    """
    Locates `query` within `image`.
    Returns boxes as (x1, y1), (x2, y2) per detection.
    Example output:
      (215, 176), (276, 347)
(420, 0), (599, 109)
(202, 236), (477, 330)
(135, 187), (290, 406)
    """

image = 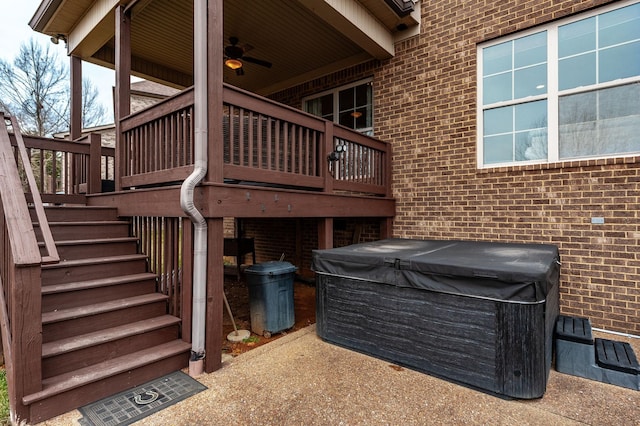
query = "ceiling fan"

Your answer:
(224, 36), (272, 76)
